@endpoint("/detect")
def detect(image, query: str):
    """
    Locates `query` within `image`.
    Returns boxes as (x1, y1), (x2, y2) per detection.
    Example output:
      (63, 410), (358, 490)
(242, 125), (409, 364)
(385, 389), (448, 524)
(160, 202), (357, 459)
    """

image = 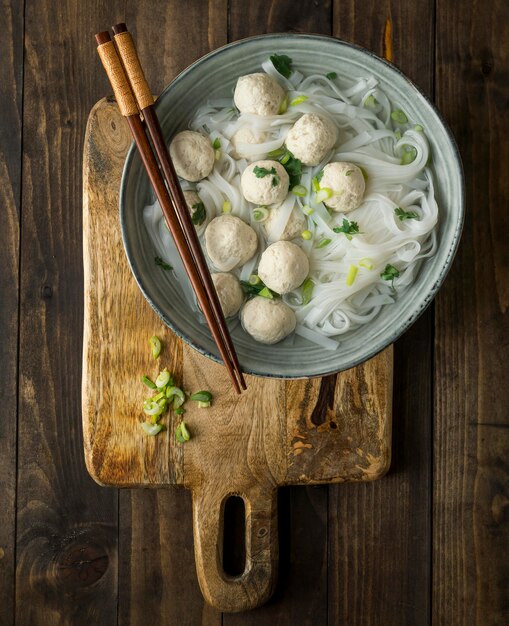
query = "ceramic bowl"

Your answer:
(120, 33), (464, 378)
